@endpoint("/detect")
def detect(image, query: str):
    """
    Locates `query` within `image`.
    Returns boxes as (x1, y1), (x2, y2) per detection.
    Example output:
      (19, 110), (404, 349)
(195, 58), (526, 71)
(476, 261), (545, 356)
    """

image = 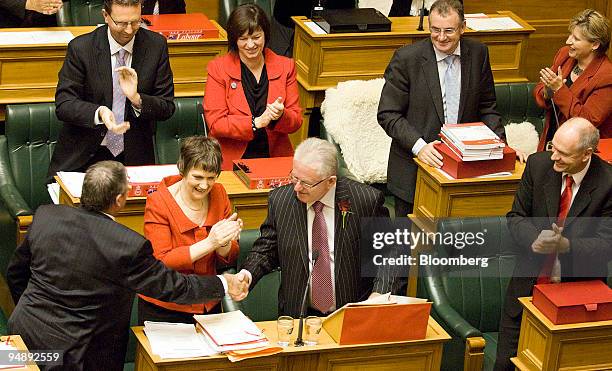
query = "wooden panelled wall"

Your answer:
(465, 0), (612, 82)
(186, 0), (218, 20)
